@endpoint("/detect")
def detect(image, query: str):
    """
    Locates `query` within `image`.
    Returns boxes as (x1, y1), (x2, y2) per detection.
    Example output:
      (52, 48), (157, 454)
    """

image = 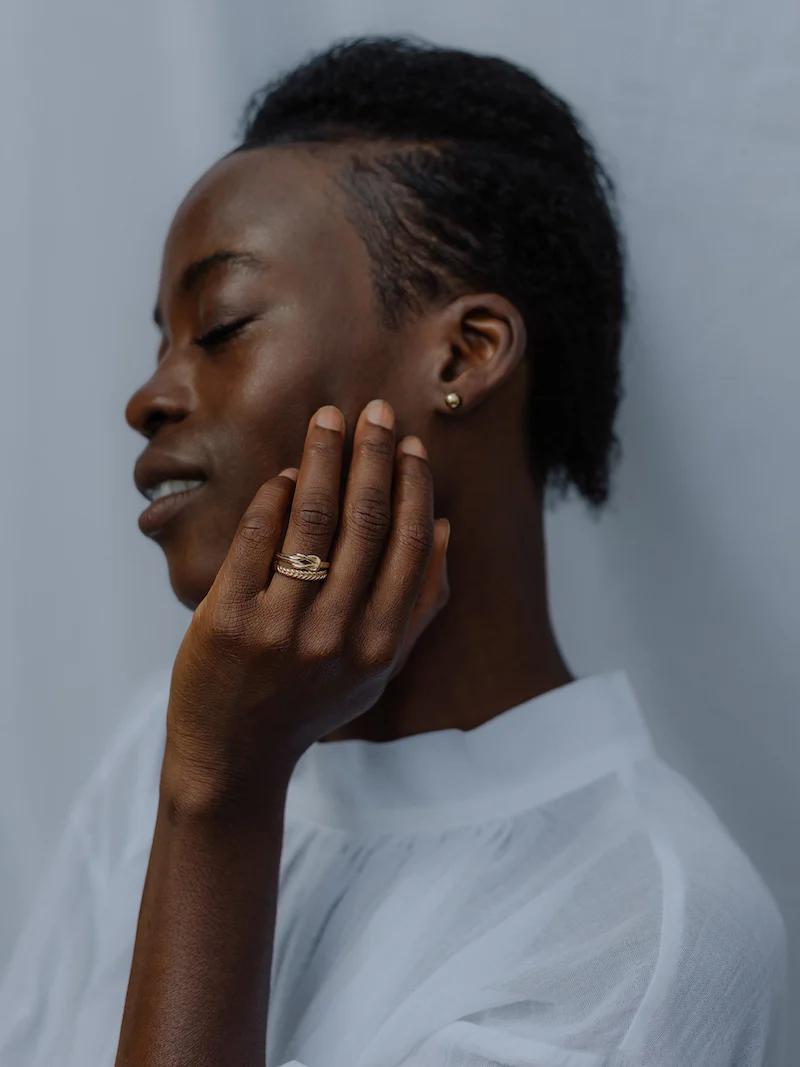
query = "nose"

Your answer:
(124, 369), (191, 439)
